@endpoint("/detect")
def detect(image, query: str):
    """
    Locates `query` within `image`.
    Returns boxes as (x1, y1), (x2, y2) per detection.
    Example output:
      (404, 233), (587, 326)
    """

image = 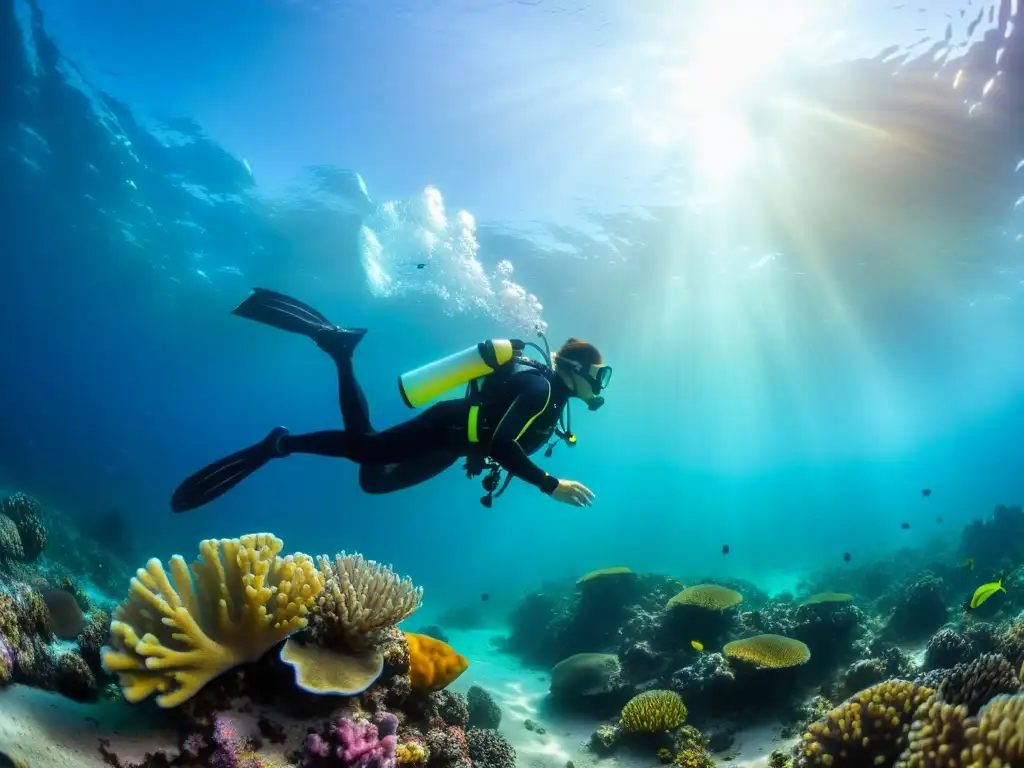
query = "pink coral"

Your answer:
(301, 713), (398, 768)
